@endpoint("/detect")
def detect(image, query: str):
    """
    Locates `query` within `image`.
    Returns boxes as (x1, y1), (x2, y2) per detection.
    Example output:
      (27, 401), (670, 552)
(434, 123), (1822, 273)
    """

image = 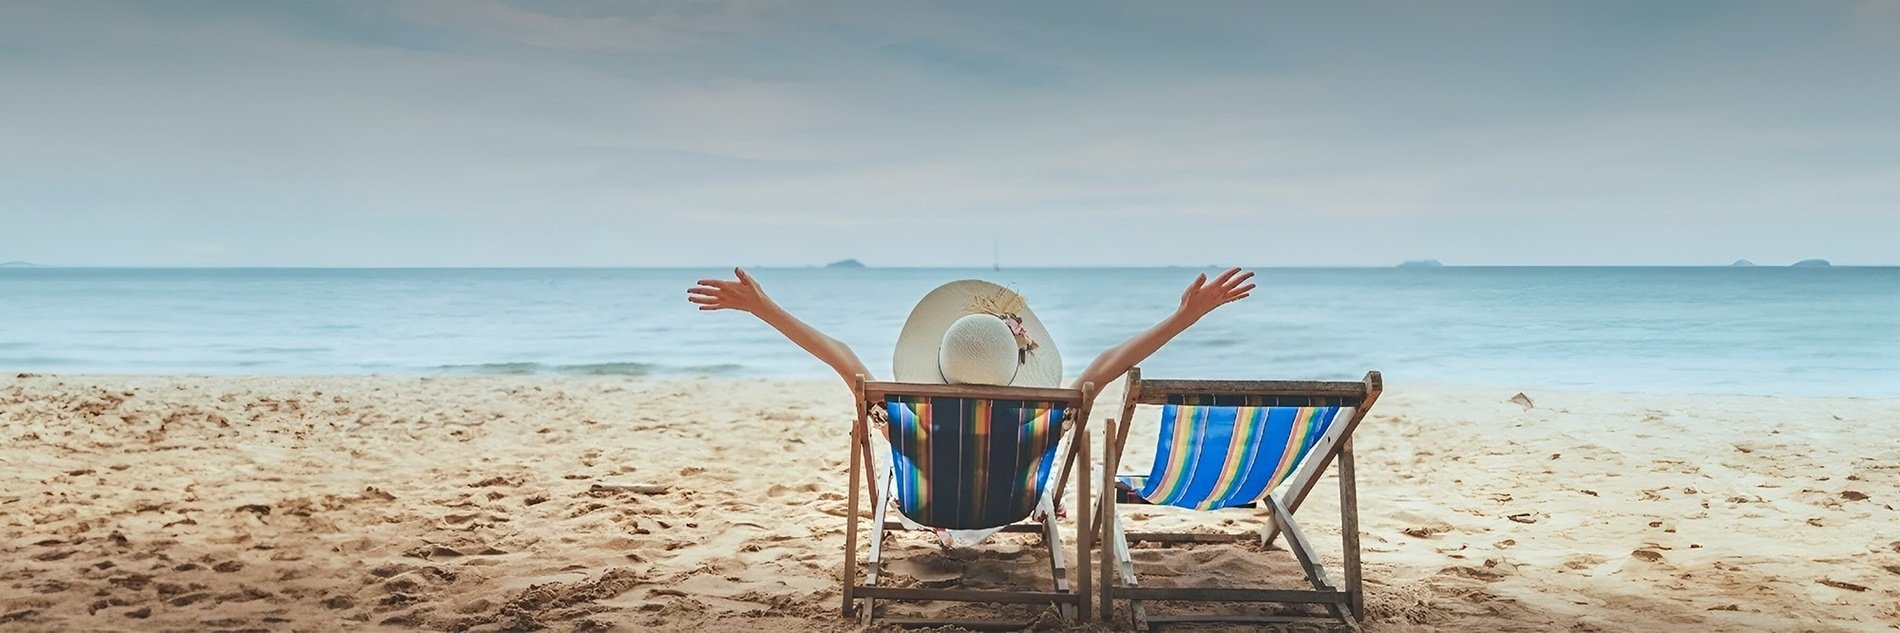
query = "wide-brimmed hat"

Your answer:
(893, 280), (1062, 388)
